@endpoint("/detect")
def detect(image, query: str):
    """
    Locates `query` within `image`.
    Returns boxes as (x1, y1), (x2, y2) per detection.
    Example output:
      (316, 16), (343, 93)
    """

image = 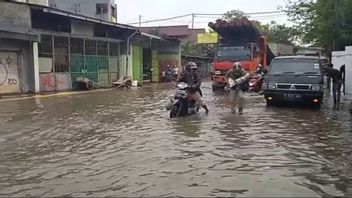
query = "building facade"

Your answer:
(0, 1), (181, 96)
(332, 46), (352, 99)
(48, 0), (117, 22)
(139, 25), (205, 44)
